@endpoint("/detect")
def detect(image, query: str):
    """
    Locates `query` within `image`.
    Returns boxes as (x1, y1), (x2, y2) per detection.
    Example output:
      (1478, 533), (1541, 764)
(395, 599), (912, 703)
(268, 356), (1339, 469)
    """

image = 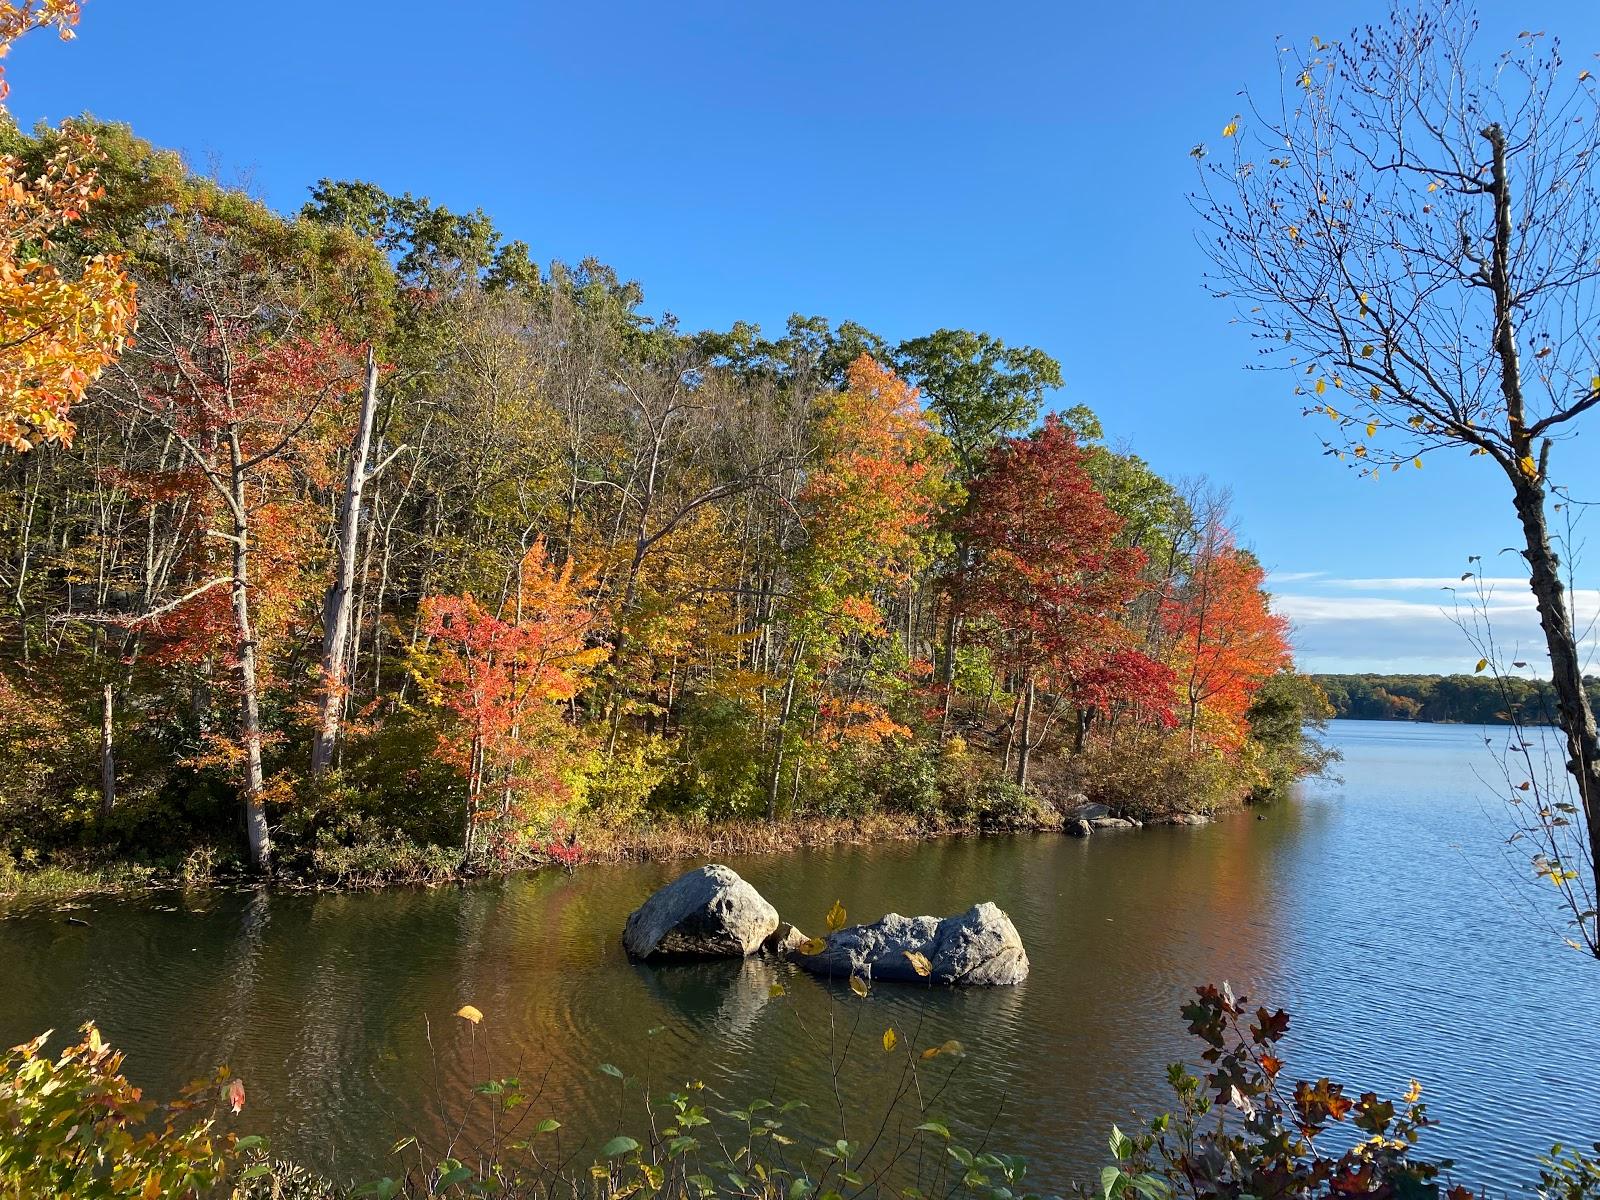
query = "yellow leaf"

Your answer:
(799, 937), (828, 956)
(1222, 119), (1239, 138)
(1371, 386), (1383, 401)
(1414, 457), (1423, 469)
(882, 1028), (898, 1052)
(849, 975), (870, 998)
(1288, 224), (1300, 240)
(1314, 378), (1327, 395)
(1475, 658), (1488, 674)
(1325, 405), (1340, 420)
(1360, 345), (1374, 358)
(1427, 181), (1438, 192)
(1404, 1079), (1423, 1103)
(1366, 422), (1377, 437)
(825, 900), (847, 932)
(903, 950), (933, 977)
(1591, 376), (1600, 393)
(1519, 454), (1538, 479)
(456, 1004), (483, 1025)
(769, 983), (786, 998)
